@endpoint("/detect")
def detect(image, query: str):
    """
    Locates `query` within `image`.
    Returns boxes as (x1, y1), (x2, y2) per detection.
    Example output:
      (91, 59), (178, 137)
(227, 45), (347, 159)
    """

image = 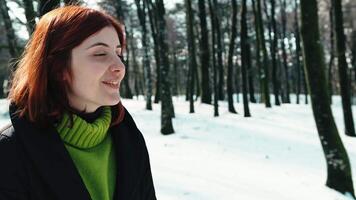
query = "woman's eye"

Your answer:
(117, 54), (124, 60)
(94, 53), (107, 56)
